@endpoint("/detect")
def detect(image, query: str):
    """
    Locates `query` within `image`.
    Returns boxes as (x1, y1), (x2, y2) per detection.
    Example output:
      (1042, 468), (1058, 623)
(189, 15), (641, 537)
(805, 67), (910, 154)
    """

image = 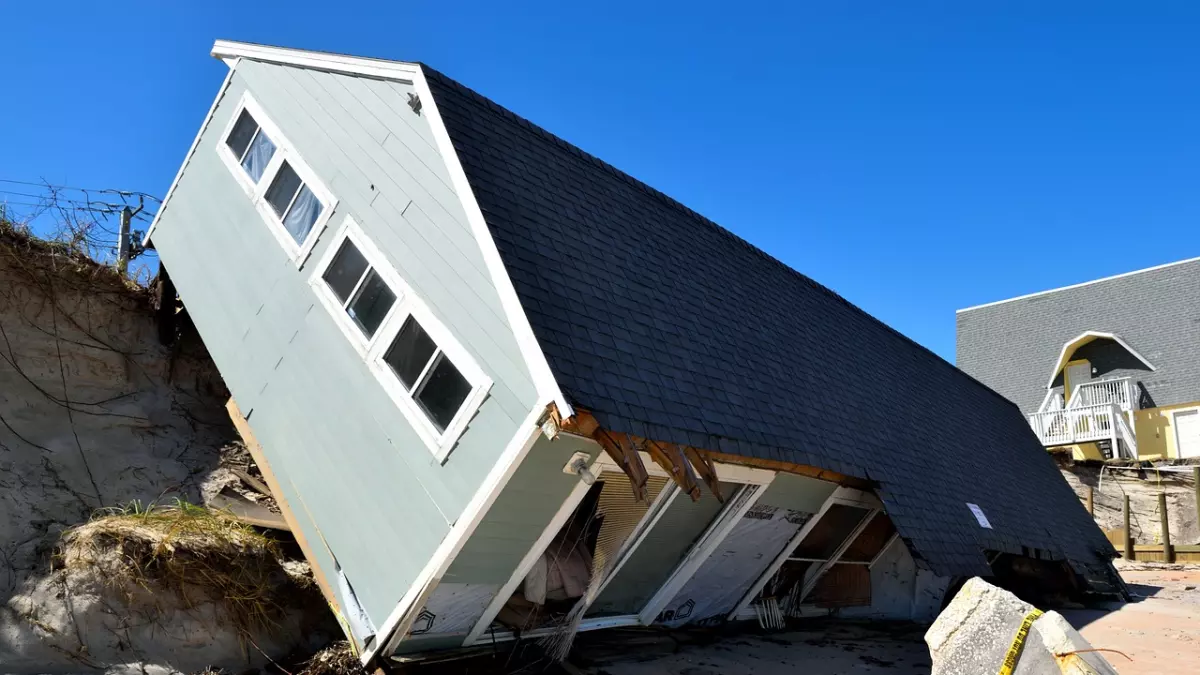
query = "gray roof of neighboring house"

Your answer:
(424, 67), (1116, 580)
(957, 258), (1200, 415)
